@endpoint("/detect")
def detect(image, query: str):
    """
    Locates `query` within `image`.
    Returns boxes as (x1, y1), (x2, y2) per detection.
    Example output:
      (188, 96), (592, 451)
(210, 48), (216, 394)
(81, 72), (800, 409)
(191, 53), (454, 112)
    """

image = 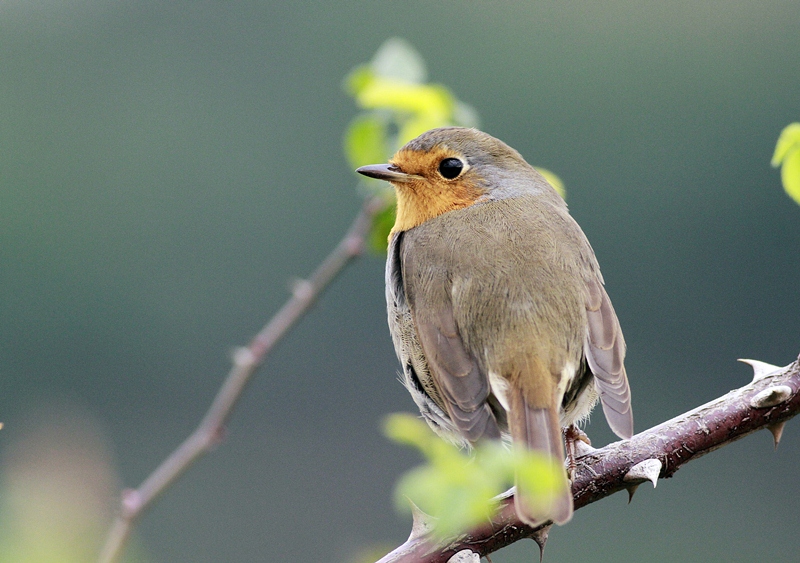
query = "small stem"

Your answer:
(98, 195), (388, 563)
